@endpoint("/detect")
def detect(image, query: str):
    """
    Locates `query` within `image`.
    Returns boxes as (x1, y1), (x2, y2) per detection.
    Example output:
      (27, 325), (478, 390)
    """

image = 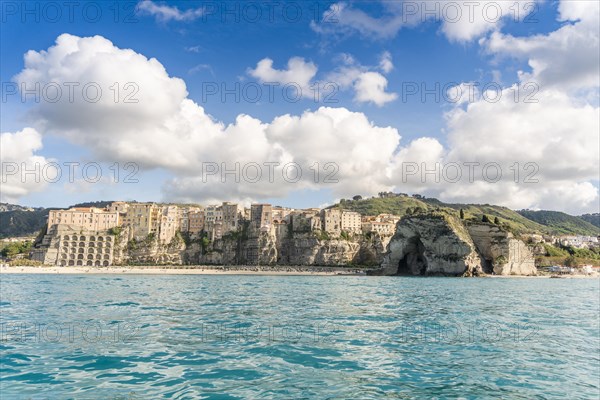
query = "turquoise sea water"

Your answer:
(1, 275), (599, 399)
